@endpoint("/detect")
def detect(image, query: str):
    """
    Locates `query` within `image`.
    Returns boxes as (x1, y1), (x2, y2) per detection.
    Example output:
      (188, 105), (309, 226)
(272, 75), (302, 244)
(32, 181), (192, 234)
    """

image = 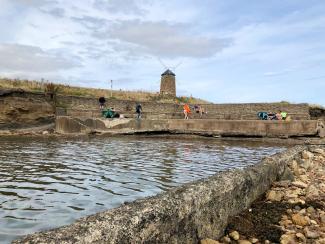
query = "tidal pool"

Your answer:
(0, 136), (286, 243)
